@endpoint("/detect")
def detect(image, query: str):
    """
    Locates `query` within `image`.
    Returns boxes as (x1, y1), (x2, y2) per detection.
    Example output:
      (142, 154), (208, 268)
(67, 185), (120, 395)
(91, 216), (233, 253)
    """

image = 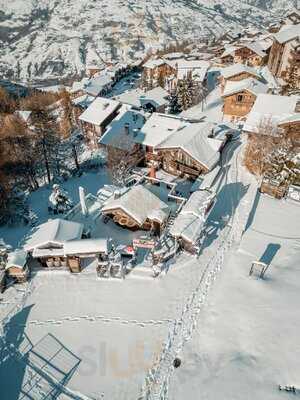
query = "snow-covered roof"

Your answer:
(278, 113), (300, 125)
(222, 78), (268, 97)
(170, 189), (215, 244)
(99, 105), (145, 150)
(241, 42), (266, 58)
(24, 219), (84, 251)
(244, 94), (299, 133)
(102, 185), (168, 226)
(5, 250), (28, 270)
(156, 122), (220, 170)
(139, 86), (169, 108)
(70, 78), (89, 94)
(72, 94), (95, 109)
(163, 52), (184, 60)
(221, 63), (260, 80)
(79, 97), (120, 126)
(220, 46), (239, 58)
(83, 74), (113, 96)
(143, 58), (166, 69)
(64, 238), (108, 255)
(15, 110), (32, 122)
(134, 113), (186, 148)
(114, 86), (169, 109)
(273, 23), (300, 44)
(177, 60), (210, 81)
